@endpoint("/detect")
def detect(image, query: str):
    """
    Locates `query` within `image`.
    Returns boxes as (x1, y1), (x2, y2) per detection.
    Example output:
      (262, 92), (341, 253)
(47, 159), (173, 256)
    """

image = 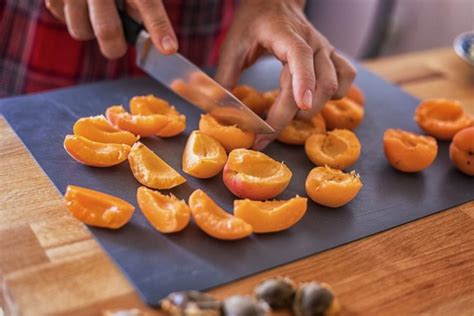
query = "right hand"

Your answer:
(45, 0), (178, 59)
